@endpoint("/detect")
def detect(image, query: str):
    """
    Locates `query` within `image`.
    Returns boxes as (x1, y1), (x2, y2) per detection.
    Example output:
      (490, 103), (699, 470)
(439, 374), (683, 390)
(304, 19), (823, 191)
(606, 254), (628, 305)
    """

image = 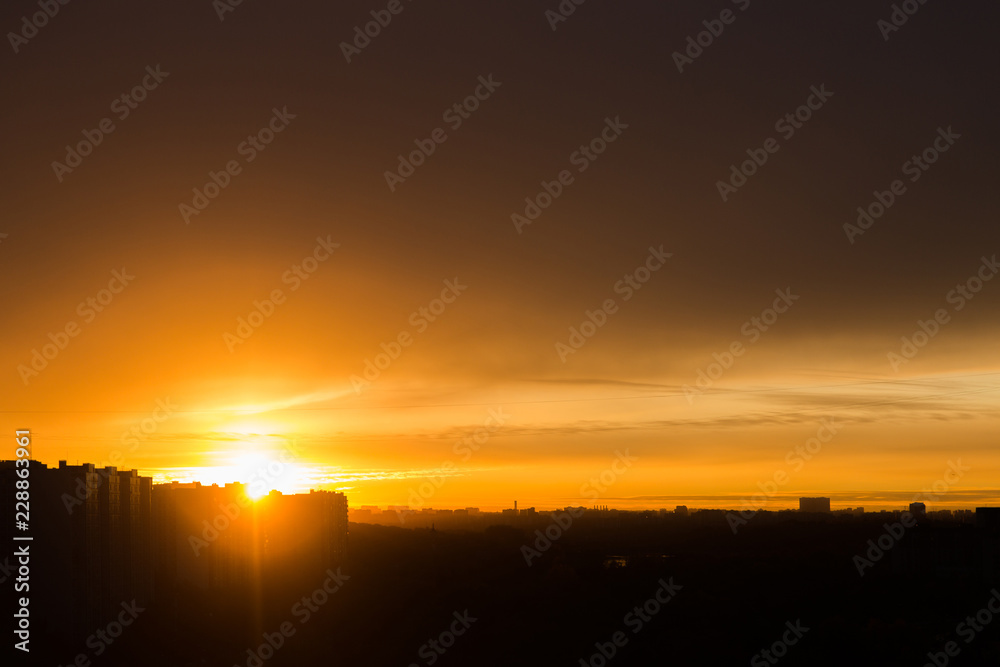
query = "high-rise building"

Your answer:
(256, 489), (349, 575)
(153, 482), (349, 592)
(152, 481), (257, 592)
(0, 460), (152, 640)
(799, 497), (831, 513)
(2, 458), (350, 641)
